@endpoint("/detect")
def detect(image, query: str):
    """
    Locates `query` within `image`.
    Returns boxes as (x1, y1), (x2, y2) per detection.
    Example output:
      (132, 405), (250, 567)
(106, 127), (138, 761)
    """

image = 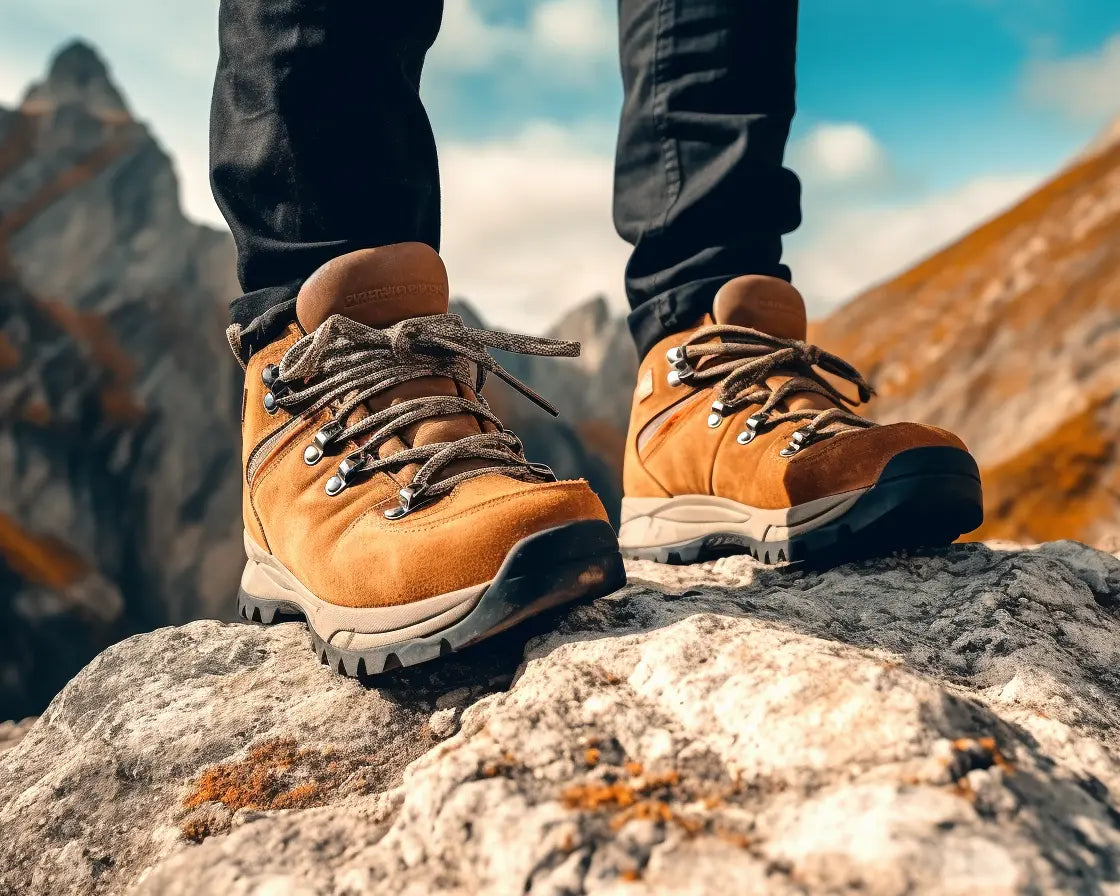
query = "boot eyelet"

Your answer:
(737, 413), (769, 445)
(384, 485), (429, 520)
(325, 452), (366, 496)
(667, 368), (694, 388)
(263, 378), (291, 415)
(304, 420), (344, 466)
(261, 364), (279, 386)
(707, 401), (728, 428)
(779, 428), (811, 457)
